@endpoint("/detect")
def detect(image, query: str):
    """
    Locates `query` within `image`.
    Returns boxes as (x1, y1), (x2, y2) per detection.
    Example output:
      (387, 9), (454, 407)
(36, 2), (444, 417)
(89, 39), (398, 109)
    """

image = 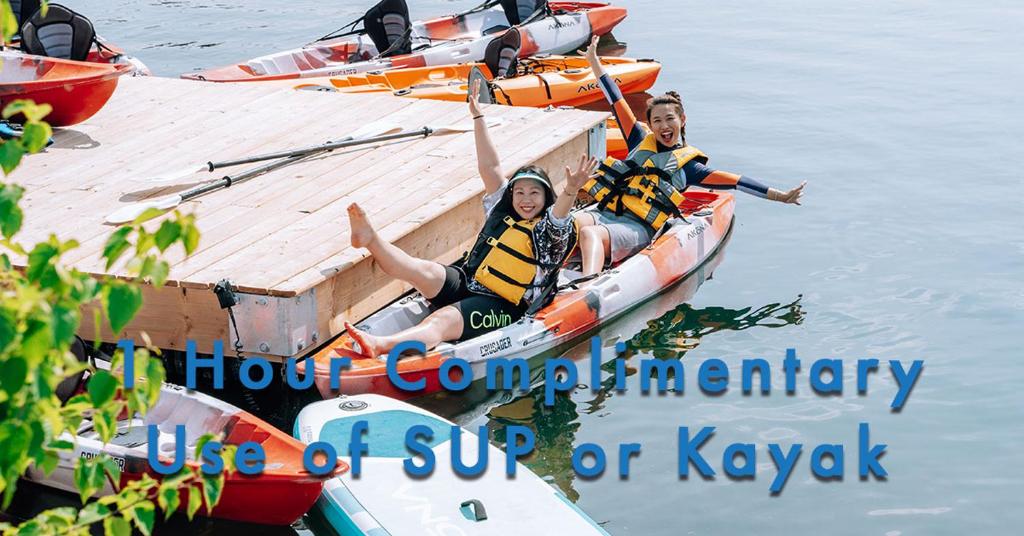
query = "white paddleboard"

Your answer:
(294, 395), (608, 535)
